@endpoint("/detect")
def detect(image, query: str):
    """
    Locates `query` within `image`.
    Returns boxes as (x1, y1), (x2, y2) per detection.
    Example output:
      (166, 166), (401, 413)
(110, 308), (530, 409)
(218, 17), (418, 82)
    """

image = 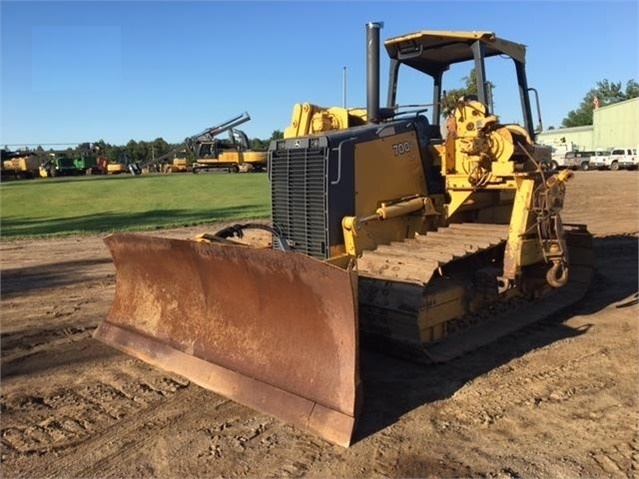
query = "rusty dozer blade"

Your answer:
(94, 233), (360, 447)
